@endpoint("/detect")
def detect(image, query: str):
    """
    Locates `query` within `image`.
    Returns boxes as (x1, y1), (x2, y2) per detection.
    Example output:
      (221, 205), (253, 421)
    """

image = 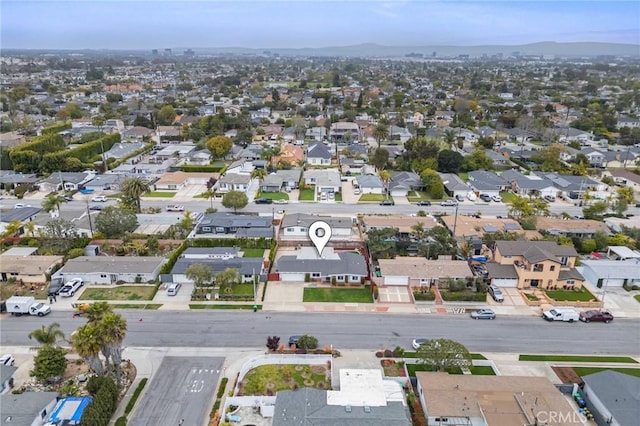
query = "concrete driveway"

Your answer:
(378, 286), (412, 303)
(340, 182), (360, 204)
